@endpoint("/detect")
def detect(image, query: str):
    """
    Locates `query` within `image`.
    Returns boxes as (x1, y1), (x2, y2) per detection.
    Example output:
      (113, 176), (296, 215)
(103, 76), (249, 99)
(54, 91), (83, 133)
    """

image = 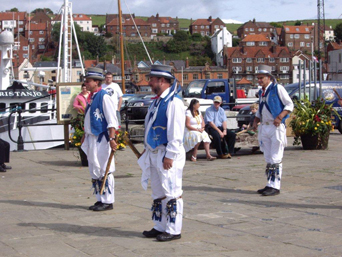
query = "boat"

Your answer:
(0, 0), (83, 151)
